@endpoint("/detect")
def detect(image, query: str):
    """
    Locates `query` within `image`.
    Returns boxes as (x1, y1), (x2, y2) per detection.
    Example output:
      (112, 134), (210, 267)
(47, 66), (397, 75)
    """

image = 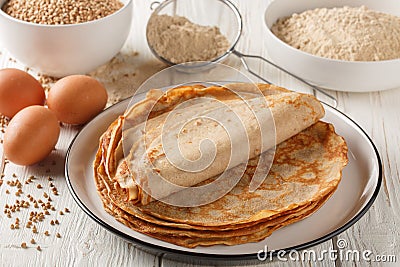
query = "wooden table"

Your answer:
(0, 0), (399, 266)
